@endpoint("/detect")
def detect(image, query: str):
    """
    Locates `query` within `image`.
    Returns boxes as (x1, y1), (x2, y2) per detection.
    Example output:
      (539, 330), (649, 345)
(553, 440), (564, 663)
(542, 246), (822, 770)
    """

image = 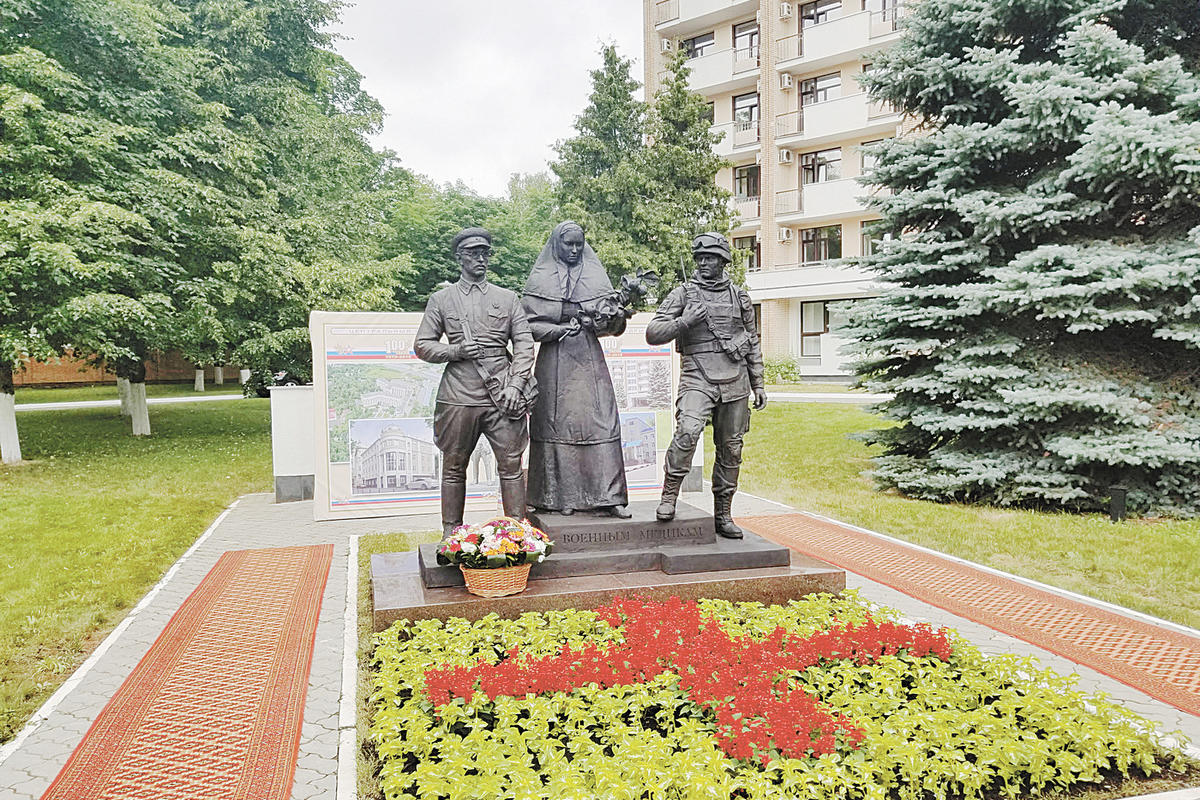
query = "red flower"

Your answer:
(422, 596), (954, 763)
